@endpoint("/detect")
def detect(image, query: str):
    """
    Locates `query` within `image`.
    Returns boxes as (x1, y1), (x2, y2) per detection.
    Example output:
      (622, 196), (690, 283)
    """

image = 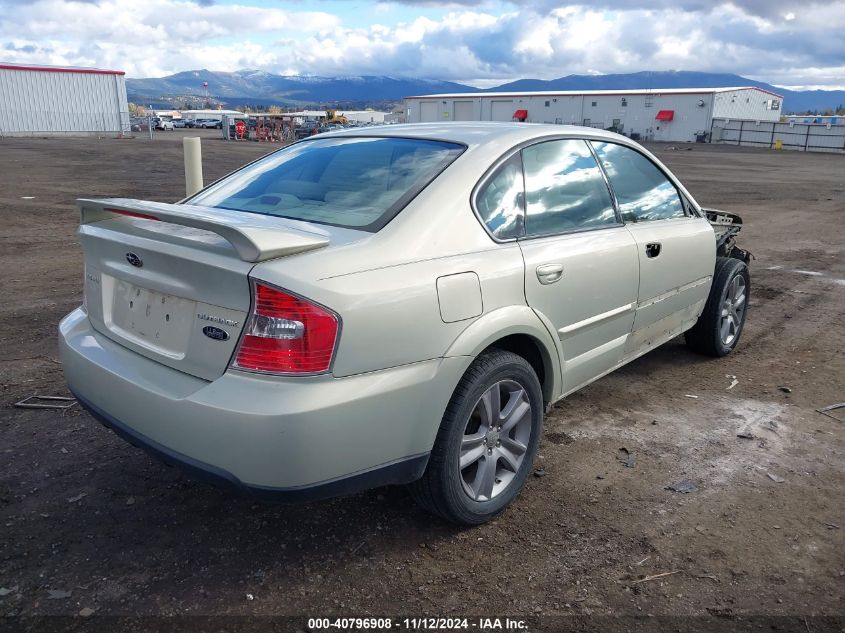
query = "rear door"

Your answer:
(513, 139), (640, 395)
(591, 141), (715, 356)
